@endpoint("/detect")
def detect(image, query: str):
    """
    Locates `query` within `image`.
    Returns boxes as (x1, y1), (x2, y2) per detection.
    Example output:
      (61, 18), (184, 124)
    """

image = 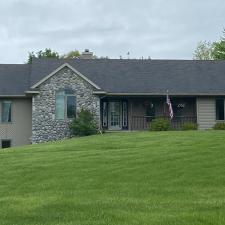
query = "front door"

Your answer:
(108, 102), (122, 130)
